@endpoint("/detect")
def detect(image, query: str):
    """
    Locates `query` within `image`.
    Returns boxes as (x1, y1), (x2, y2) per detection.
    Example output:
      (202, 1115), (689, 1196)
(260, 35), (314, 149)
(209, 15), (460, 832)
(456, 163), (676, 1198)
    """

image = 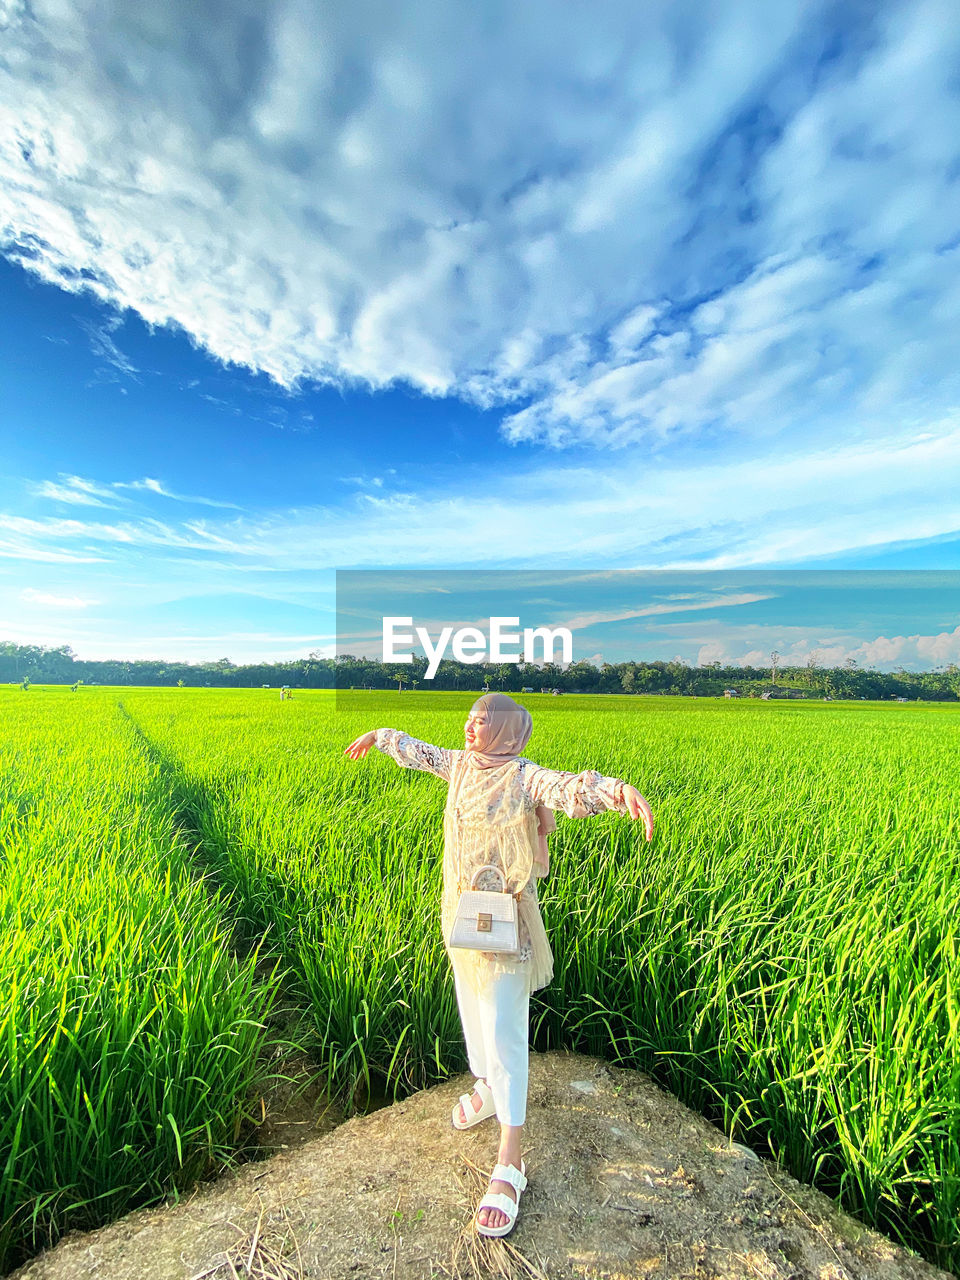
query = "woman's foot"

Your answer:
(455, 1084), (488, 1126)
(476, 1170), (519, 1231)
(477, 1132), (524, 1233)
